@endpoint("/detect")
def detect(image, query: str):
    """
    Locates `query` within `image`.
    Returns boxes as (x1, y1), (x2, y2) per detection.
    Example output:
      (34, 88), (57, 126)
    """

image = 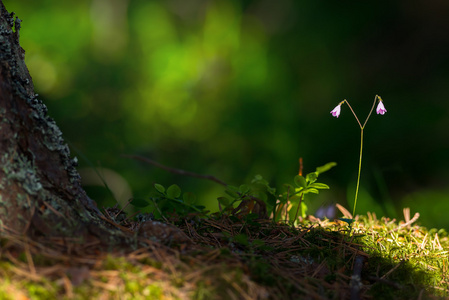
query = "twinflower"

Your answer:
(330, 95), (386, 222)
